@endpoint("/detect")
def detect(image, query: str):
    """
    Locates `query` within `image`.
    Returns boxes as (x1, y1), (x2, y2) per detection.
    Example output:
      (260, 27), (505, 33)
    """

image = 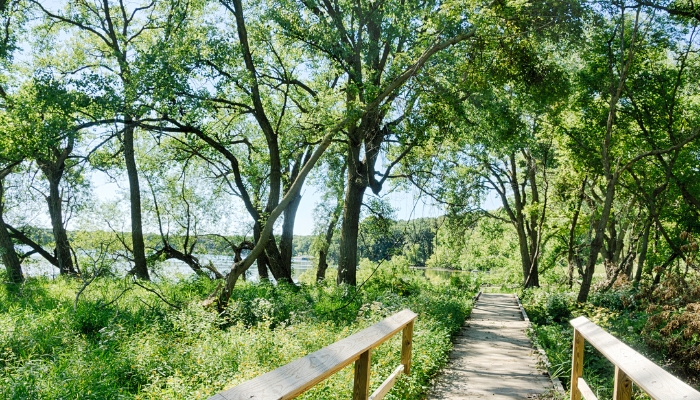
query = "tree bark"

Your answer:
(577, 179), (617, 303)
(45, 173), (75, 275)
(634, 217), (652, 285)
(0, 179), (23, 283)
(265, 235), (293, 283)
(253, 222), (270, 281)
(317, 200), (343, 282)
(337, 170), (365, 286)
(123, 119), (150, 280)
(279, 192), (302, 272)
